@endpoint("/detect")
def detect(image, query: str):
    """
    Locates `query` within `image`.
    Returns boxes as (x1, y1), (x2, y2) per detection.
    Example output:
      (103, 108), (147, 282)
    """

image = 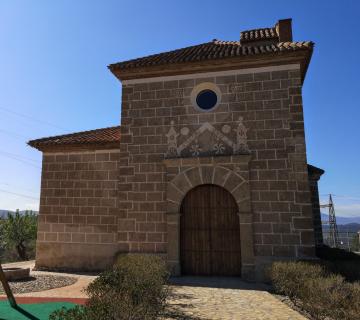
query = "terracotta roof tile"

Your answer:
(240, 27), (278, 43)
(108, 40), (313, 72)
(28, 126), (120, 150)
